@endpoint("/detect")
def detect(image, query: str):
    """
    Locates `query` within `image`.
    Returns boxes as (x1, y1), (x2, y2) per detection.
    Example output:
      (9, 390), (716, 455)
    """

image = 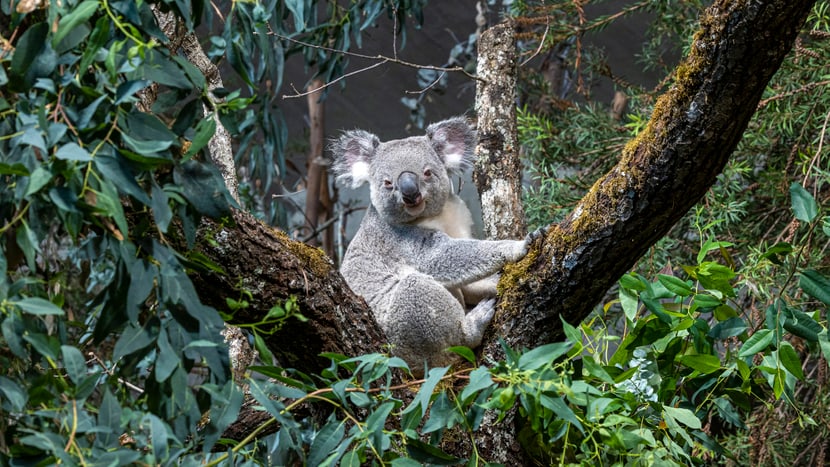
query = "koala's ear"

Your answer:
(426, 117), (476, 175)
(329, 130), (379, 188)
